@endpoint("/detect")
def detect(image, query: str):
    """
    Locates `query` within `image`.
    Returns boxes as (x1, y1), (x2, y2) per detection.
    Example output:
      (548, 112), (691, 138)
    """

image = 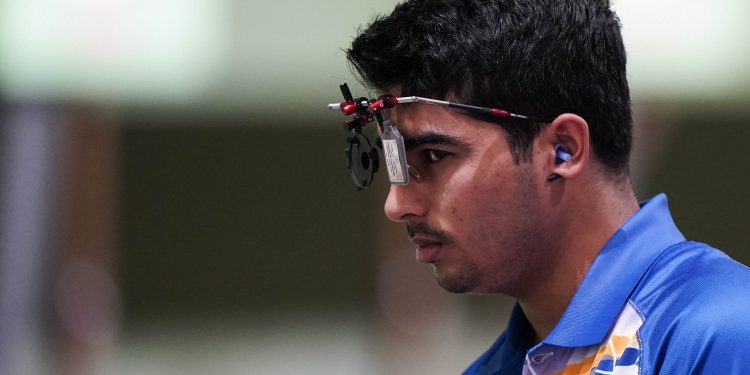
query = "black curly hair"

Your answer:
(346, 0), (632, 173)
